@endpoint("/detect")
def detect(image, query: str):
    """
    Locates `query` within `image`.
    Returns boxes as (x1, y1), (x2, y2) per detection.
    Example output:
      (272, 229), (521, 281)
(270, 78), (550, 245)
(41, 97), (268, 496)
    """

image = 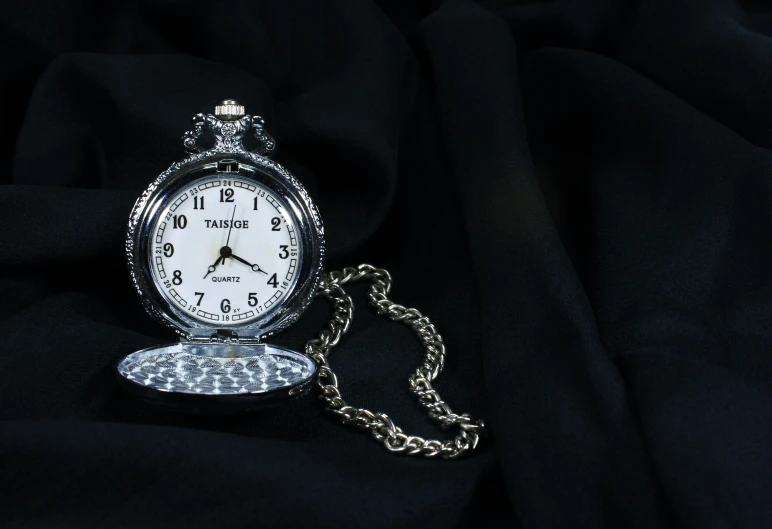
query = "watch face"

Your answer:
(148, 174), (301, 326)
